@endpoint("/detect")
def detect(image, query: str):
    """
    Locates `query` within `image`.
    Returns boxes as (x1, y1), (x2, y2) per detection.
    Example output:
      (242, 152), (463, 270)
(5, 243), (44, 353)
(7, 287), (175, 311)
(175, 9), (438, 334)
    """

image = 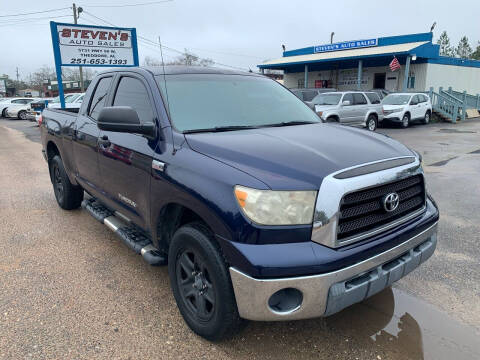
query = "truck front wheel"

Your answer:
(49, 155), (84, 210)
(168, 223), (243, 341)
